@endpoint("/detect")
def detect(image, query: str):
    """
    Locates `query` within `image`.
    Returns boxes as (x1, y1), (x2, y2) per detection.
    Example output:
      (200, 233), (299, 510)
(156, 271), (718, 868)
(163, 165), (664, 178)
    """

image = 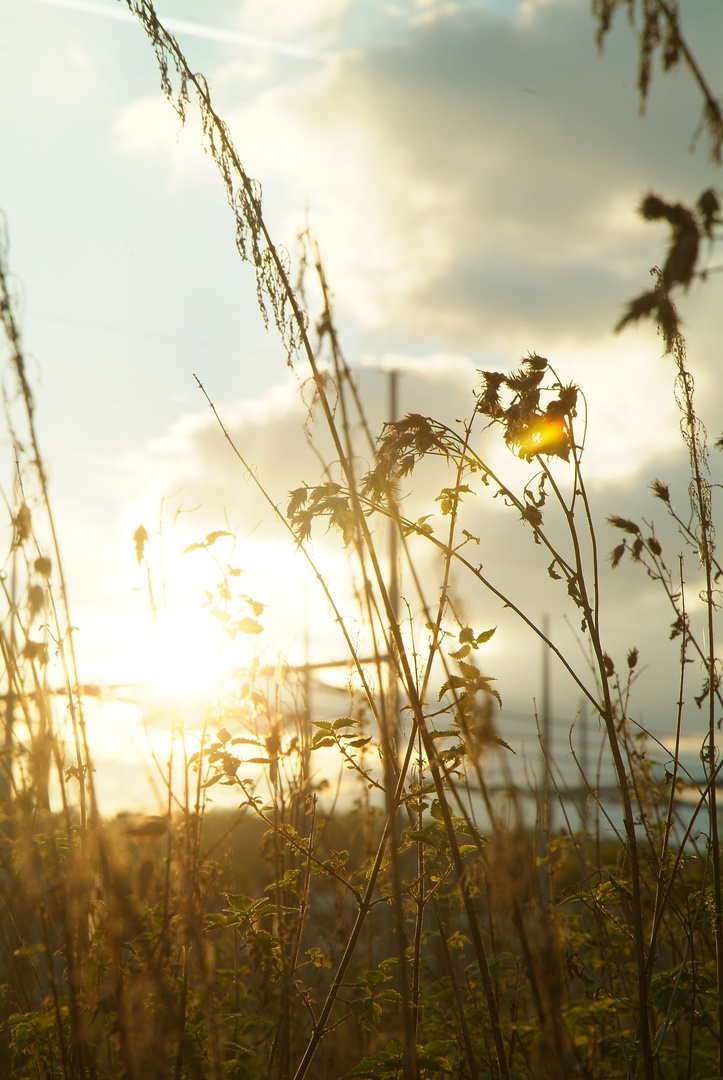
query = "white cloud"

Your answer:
(361, 350), (476, 379)
(108, 0), (720, 364)
(111, 95), (210, 181)
(234, 0), (353, 45)
(51, 346), (701, 769)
